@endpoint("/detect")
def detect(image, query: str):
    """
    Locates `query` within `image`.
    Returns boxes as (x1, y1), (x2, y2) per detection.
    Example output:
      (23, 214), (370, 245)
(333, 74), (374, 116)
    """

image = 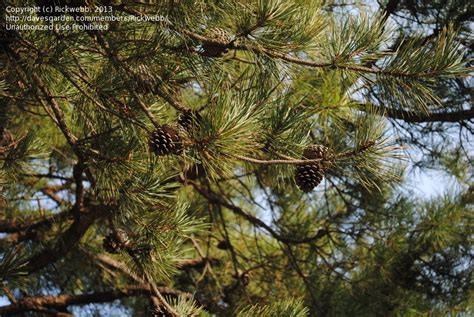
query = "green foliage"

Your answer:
(322, 13), (389, 63)
(248, 0), (325, 50)
(0, 247), (27, 285)
(0, 0), (471, 316)
(191, 90), (264, 179)
(122, 201), (207, 281)
(1, 131), (46, 180)
(329, 113), (403, 190)
(237, 298), (309, 317)
(372, 26), (469, 111)
(169, 295), (204, 317)
(384, 26), (466, 77)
